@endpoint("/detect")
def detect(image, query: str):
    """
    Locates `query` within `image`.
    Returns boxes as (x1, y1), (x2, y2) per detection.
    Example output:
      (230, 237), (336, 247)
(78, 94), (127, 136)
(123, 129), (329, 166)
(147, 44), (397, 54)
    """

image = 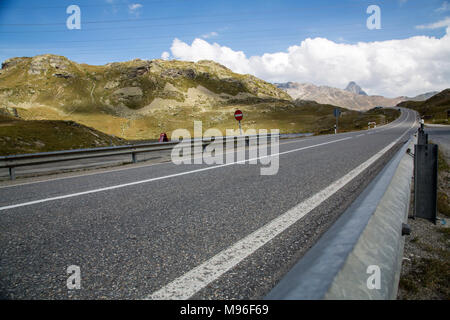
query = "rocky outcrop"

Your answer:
(28, 54), (71, 75)
(2, 57), (28, 70)
(161, 68), (196, 79)
(53, 72), (74, 79)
